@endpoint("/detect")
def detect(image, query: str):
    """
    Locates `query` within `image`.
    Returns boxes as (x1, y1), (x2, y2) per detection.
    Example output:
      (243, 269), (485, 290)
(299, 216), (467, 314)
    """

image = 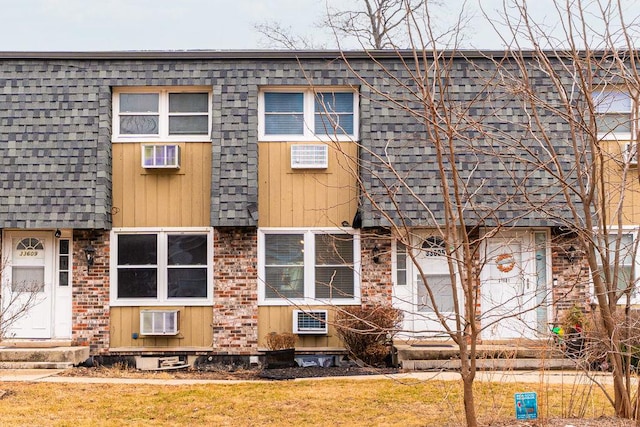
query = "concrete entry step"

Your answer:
(402, 358), (578, 371)
(0, 340), (73, 348)
(0, 361), (75, 369)
(394, 340), (573, 371)
(0, 346), (89, 368)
